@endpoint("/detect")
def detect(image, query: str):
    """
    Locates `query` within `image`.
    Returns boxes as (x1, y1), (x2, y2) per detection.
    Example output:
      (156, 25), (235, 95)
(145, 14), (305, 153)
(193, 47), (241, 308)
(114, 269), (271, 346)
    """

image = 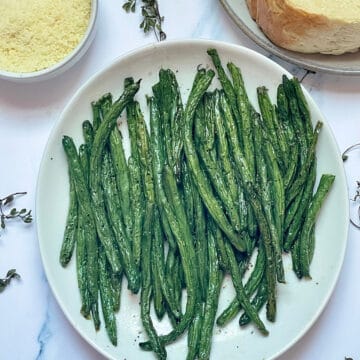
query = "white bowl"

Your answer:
(0, 0), (98, 82)
(36, 39), (348, 360)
